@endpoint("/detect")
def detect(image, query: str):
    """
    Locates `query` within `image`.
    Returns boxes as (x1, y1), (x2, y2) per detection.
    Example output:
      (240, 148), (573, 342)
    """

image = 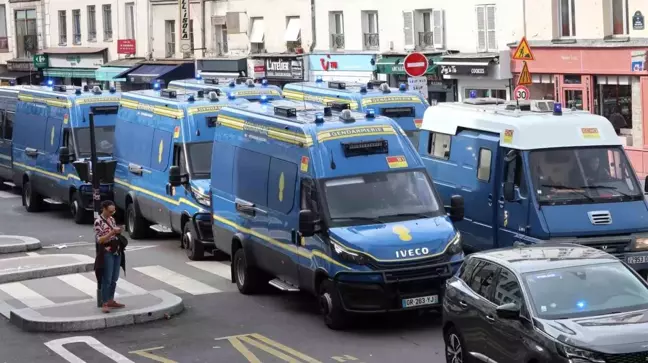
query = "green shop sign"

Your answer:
(376, 56), (440, 75)
(32, 54), (48, 69)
